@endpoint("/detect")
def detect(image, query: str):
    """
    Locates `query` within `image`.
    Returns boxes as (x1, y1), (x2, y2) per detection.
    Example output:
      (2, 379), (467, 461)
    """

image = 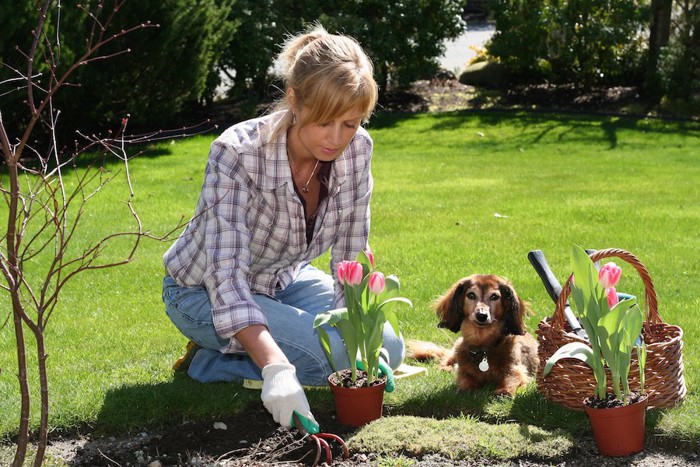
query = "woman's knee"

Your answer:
(162, 276), (227, 349)
(382, 324), (406, 370)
